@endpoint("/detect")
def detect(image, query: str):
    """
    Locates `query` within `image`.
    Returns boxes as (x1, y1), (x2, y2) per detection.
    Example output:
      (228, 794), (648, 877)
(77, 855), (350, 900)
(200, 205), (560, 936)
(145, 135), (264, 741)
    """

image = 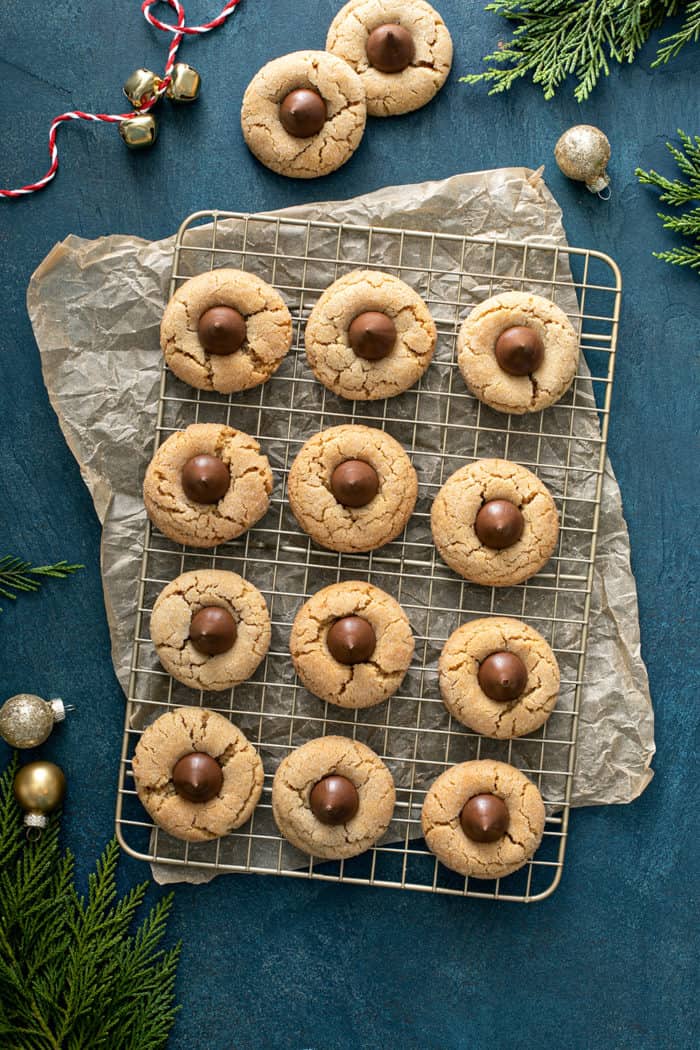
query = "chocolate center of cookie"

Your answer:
(197, 306), (246, 356)
(309, 774), (359, 825)
(172, 752), (223, 803)
(474, 499), (524, 549)
(181, 454), (231, 504)
(189, 606), (237, 656)
(478, 651), (528, 701)
(327, 616), (376, 664)
(279, 89), (327, 138)
(348, 311), (397, 360)
(366, 24), (416, 73)
(494, 325), (545, 376)
(330, 460), (379, 508)
(460, 793), (510, 843)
